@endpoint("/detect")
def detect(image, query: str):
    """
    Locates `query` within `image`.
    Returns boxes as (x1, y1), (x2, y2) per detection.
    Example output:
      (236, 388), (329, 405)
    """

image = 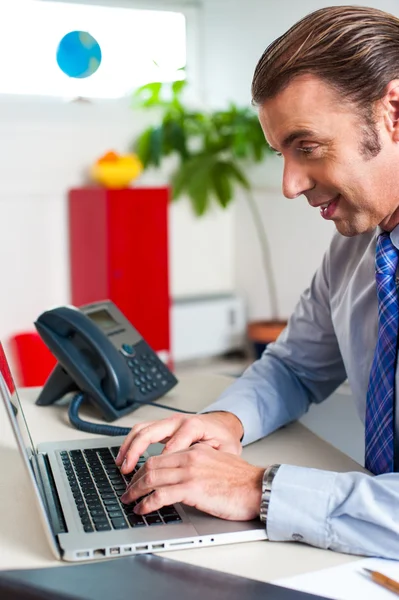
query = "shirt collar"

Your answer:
(389, 224), (399, 250)
(376, 224), (399, 250)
